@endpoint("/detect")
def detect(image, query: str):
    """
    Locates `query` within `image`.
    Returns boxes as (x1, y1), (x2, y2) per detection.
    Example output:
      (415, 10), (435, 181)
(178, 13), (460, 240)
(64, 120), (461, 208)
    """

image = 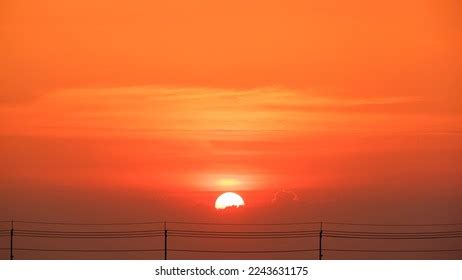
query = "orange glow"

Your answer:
(217, 178), (241, 188)
(0, 0), (461, 220)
